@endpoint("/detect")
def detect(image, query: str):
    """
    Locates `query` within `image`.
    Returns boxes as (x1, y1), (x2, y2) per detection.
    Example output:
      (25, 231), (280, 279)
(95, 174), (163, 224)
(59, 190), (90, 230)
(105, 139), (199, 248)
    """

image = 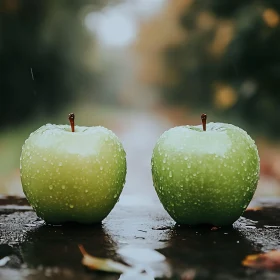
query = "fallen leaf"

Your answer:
(242, 250), (280, 269)
(211, 226), (220, 231)
(117, 246), (165, 264)
(78, 245), (130, 273)
(245, 206), (263, 211)
(0, 256), (10, 267)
